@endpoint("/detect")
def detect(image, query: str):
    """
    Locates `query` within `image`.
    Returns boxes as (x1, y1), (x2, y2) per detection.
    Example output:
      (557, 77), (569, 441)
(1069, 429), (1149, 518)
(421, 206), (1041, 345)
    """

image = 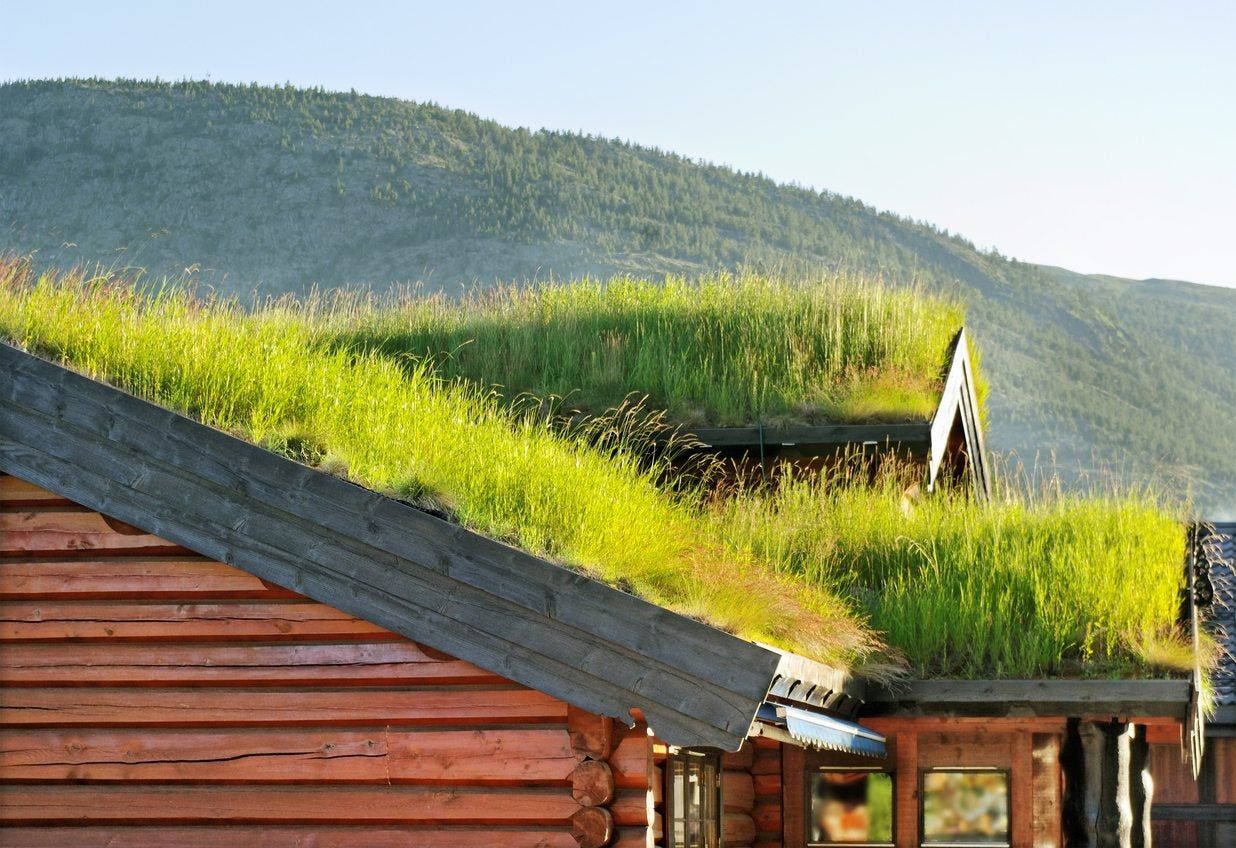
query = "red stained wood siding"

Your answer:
(1150, 737), (1236, 846)
(0, 473), (645, 847)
